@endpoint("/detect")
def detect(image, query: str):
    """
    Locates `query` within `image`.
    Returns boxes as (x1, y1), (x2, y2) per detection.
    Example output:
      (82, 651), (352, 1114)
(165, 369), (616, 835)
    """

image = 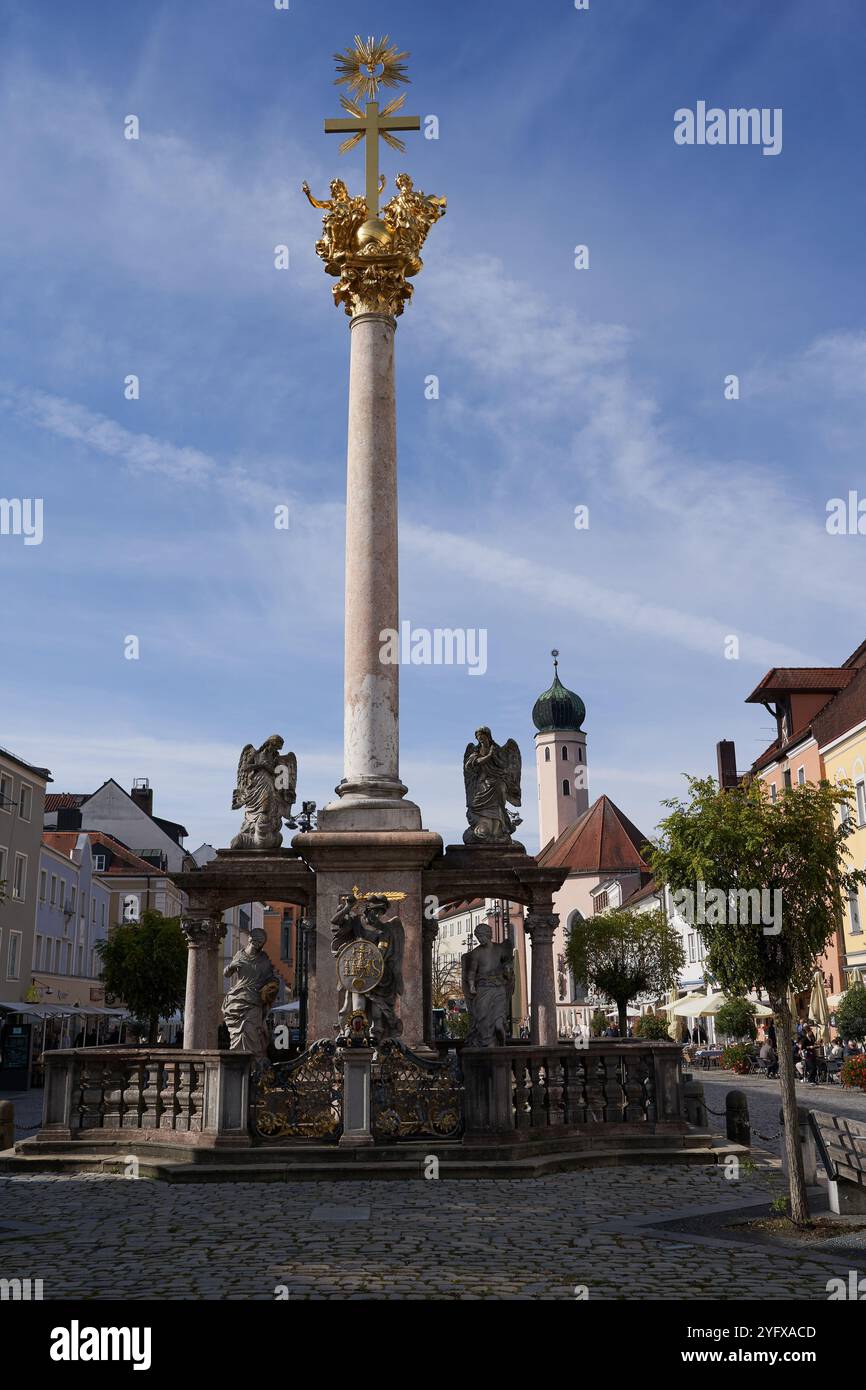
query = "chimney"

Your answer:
(131, 777), (154, 817)
(716, 740), (739, 791)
